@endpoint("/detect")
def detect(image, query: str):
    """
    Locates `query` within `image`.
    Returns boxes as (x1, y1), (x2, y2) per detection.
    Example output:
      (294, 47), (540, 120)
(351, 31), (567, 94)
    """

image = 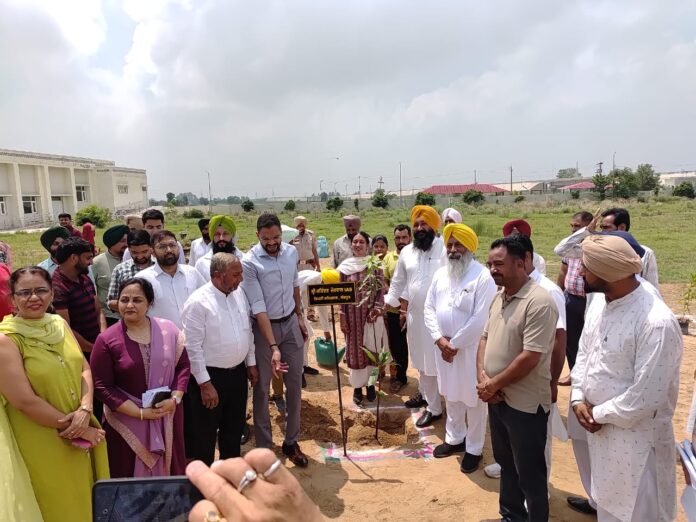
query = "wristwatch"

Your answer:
(79, 405), (93, 414)
(172, 395), (182, 405)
